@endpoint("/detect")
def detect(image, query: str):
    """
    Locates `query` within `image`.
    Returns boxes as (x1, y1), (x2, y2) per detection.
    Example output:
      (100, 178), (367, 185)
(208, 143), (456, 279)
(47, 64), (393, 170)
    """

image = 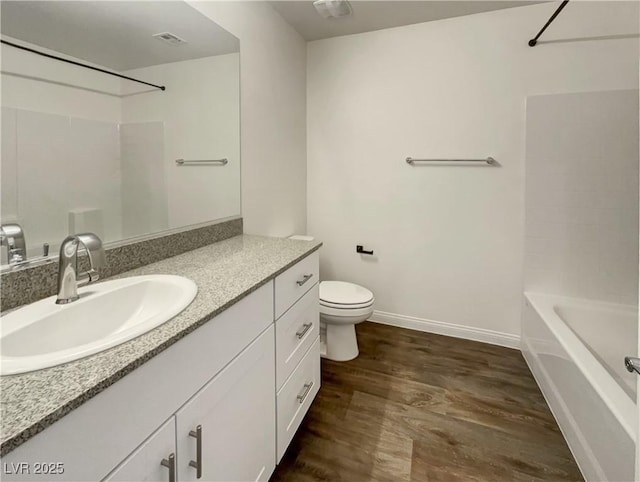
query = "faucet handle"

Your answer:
(43, 243), (50, 257)
(8, 249), (23, 263)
